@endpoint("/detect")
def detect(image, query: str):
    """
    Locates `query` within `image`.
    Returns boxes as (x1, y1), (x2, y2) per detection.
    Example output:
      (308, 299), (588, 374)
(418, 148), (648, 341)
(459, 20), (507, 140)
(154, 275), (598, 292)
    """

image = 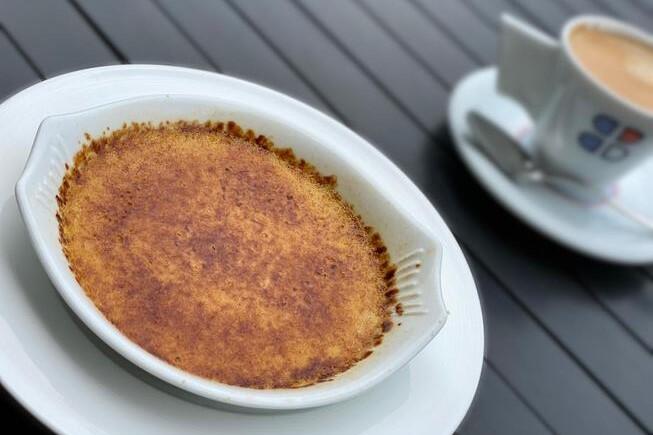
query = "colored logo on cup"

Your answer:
(593, 114), (618, 135)
(578, 114), (643, 161)
(618, 127), (643, 144)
